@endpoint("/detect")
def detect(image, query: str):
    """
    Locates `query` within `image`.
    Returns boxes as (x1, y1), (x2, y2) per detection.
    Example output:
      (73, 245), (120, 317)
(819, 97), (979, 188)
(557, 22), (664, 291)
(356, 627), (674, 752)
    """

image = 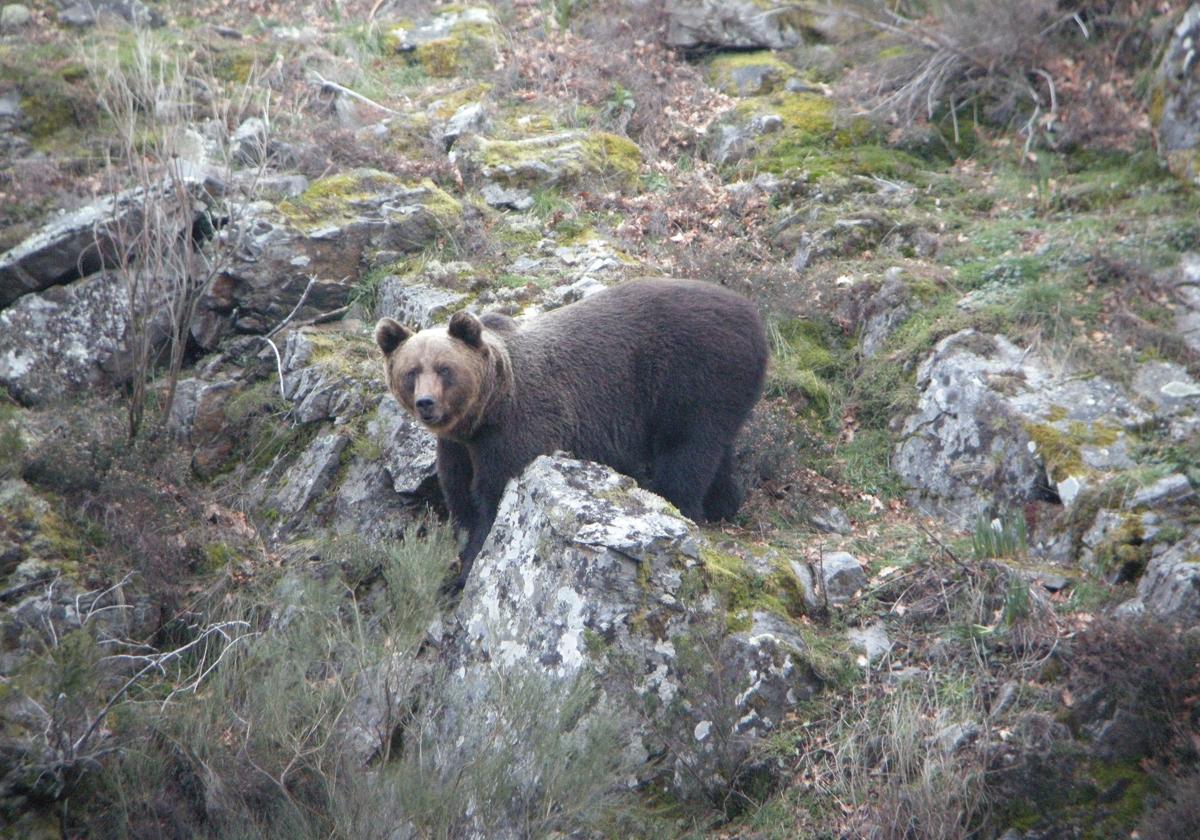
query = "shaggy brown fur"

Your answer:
(376, 278), (768, 587)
